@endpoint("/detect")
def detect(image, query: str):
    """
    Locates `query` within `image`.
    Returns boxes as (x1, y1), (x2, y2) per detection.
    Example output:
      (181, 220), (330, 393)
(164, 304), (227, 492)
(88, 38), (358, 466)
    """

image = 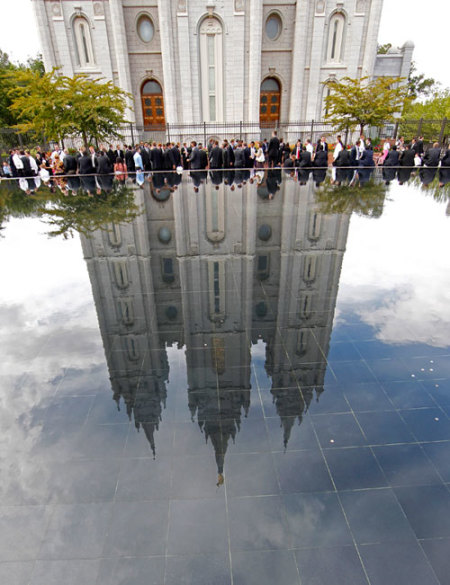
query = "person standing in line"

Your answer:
(439, 145), (450, 187)
(209, 140), (223, 169)
(331, 134), (344, 183)
(268, 130), (280, 168)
